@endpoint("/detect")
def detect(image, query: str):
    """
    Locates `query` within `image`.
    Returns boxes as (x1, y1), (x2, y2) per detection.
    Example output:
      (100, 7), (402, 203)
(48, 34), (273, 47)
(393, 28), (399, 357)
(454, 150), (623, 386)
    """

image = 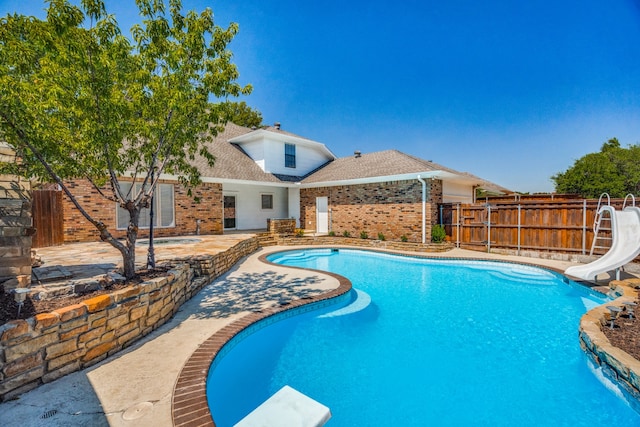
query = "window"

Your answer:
(285, 143), (296, 168)
(116, 182), (175, 229)
(261, 194), (273, 210)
